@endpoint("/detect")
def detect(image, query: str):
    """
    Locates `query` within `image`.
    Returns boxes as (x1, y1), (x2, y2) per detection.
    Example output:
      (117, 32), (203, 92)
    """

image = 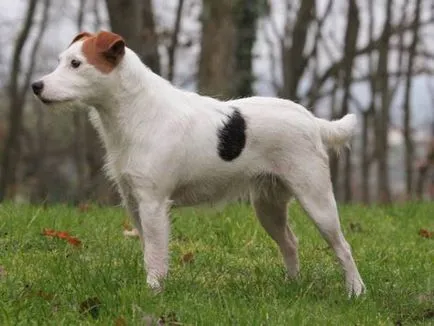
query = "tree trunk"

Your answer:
(142, 0), (160, 74)
(105, 0), (143, 54)
(233, 0), (258, 97)
(403, 0), (422, 198)
(105, 0), (160, 72)
(339, 0), (360, 203)
(167, 0), (185, 82)
(376, 0), (393, 203)
(281, 0), (315, 101)
(0, 0), (39, 202)
(361, 0), (376, 204)
(198, 0), (237, 98)
(198, 0), (259, 99)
